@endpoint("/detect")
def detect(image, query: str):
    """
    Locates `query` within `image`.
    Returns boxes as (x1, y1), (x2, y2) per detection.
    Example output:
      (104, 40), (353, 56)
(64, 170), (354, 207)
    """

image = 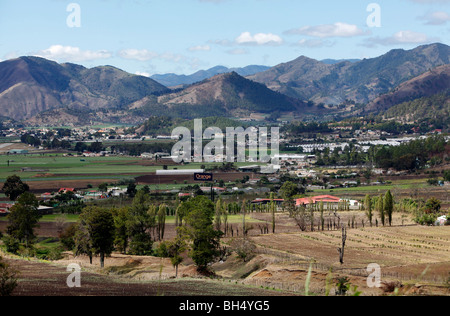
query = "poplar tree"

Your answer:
(214, 199), (222, 232)
(157, 204), (167, 241)
(376, 194), (385, 226)
(384, 190), (394, 226)
(270, 193), (276, 234)
(364, 195), (373, 227)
